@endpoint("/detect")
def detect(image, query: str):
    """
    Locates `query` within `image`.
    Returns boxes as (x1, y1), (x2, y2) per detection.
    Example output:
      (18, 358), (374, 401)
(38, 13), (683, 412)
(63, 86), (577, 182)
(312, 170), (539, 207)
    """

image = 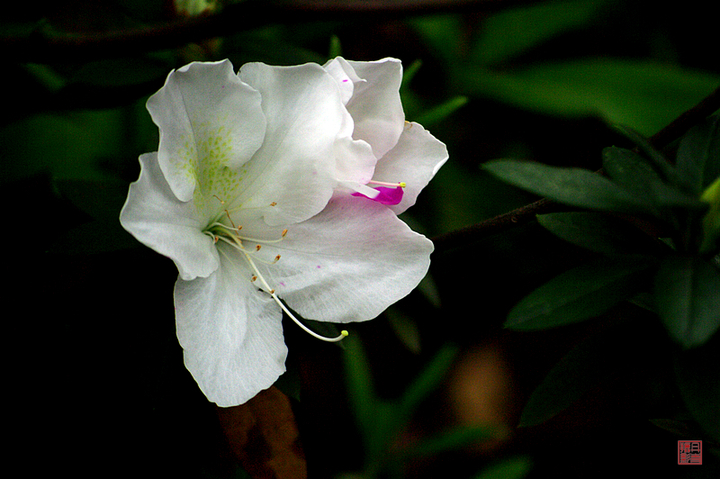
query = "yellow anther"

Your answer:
(368, 180), (407, 188)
